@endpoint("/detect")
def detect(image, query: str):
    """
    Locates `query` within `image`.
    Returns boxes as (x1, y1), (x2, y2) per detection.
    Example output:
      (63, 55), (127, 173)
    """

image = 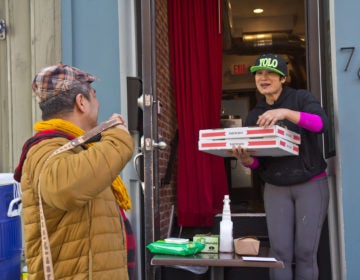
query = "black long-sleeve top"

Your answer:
(245, 86), (329, 186)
